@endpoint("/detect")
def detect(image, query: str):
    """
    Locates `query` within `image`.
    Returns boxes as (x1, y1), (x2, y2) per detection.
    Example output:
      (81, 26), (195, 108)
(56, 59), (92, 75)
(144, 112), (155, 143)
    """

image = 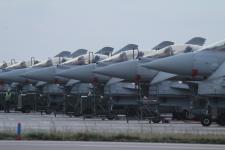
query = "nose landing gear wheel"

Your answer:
(152, 117), (161, 124)
(45, 109), (52, 115)
(200, 116), (212, 127)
